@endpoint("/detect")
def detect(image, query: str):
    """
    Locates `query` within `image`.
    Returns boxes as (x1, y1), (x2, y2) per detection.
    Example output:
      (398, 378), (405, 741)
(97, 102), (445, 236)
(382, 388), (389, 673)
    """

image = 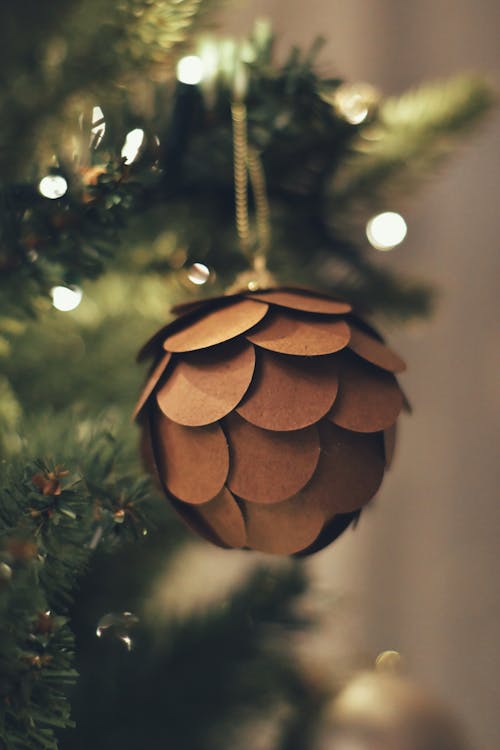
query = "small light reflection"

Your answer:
(96, 611), (139, 652)
(121, 128), (145, 165)
(90, 106), (106, 148)
(187, 262), (210, 285)
(333, 83), (379, 125)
